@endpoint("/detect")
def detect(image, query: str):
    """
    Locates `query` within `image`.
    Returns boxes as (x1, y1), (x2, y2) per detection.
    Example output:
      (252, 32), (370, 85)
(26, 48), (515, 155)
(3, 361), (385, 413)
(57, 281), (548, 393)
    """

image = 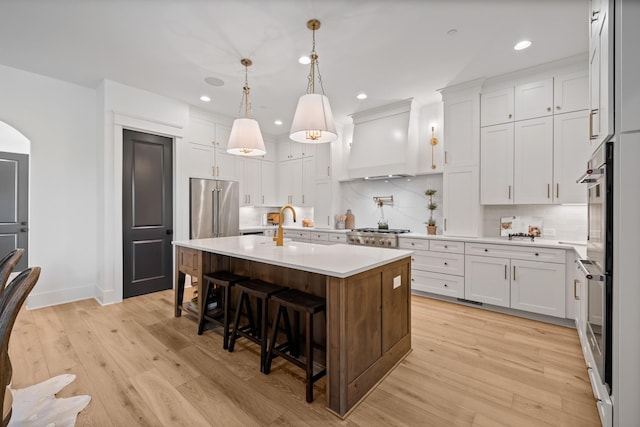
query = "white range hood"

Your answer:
(347, 98), (419, 180)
